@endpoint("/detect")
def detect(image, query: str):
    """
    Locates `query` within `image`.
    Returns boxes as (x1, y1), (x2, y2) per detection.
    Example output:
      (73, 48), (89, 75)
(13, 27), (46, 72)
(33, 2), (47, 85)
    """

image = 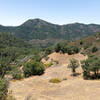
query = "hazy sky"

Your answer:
(0, 0), (100, 26)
